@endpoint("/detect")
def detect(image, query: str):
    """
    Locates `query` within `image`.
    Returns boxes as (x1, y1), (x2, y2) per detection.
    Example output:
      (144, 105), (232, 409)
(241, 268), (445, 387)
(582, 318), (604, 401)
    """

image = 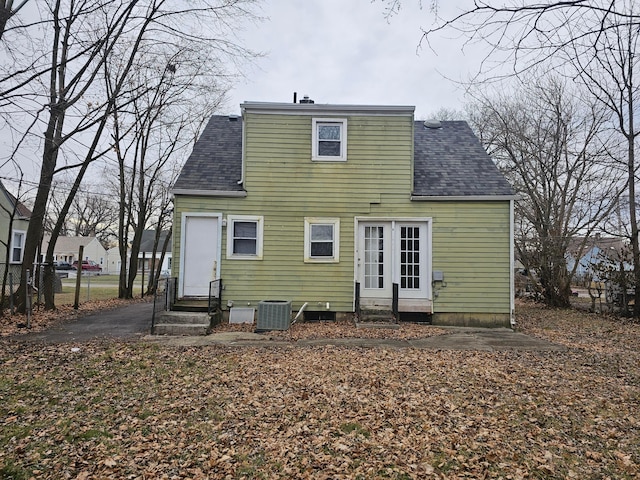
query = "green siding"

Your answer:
(173, 111), (512, 322)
